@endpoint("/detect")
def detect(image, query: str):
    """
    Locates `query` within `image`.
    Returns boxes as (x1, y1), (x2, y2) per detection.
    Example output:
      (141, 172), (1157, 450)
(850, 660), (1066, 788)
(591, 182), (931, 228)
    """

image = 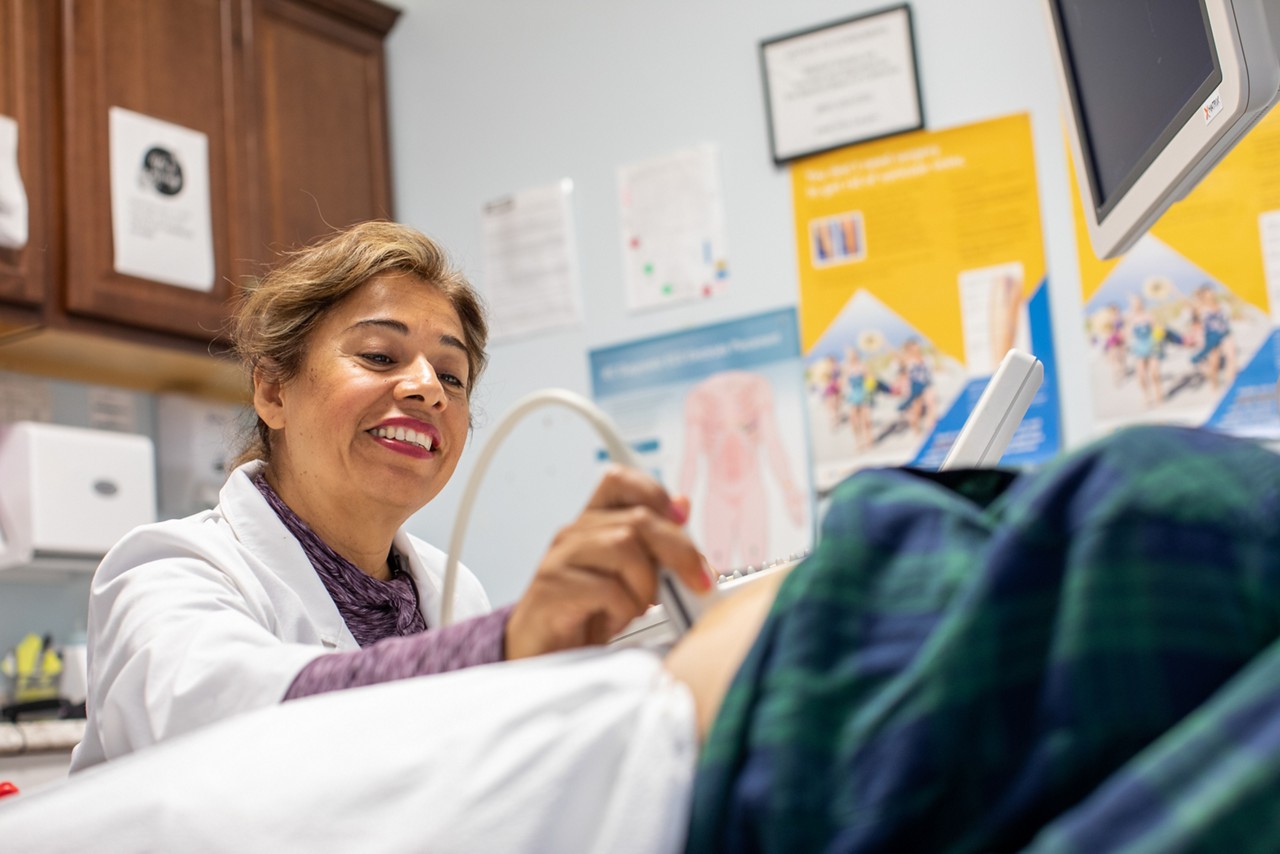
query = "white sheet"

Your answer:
(0, 648), (697, 854)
